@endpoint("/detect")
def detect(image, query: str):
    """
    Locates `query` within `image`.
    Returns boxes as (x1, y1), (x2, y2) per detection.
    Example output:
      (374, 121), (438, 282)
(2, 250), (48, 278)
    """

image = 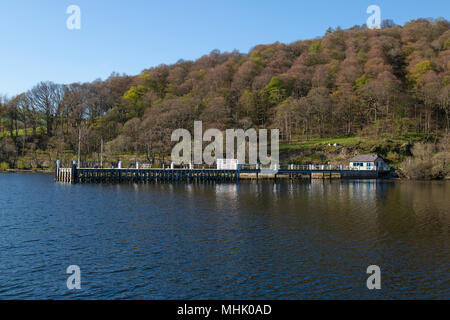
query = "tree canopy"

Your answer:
(1, 18), (449, 168)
